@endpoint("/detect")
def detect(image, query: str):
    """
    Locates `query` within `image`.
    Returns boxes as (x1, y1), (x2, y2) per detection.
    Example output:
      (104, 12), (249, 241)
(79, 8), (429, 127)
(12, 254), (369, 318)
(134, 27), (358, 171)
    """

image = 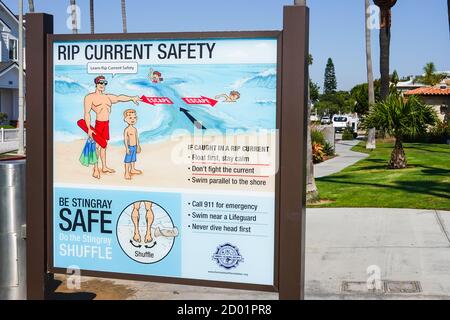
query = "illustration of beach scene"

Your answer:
(53, 48), (278, 191)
